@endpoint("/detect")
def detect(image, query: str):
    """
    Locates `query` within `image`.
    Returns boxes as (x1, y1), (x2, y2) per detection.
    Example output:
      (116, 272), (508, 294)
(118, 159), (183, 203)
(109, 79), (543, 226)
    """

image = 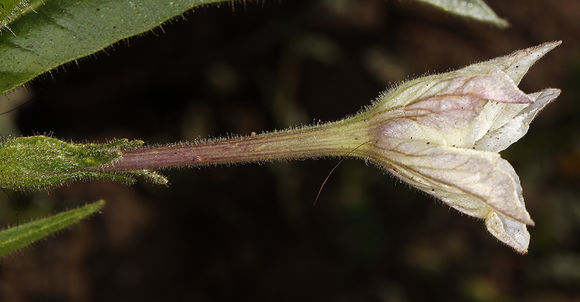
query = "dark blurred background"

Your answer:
(1, 0), (580, 301)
